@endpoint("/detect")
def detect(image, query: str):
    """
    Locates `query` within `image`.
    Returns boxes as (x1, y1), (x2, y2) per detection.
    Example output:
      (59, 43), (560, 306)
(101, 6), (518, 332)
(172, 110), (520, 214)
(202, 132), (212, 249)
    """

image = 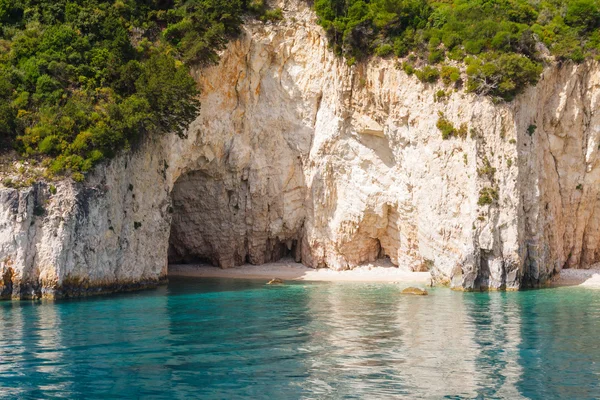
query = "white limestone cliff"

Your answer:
(2, 0), (600, 297)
